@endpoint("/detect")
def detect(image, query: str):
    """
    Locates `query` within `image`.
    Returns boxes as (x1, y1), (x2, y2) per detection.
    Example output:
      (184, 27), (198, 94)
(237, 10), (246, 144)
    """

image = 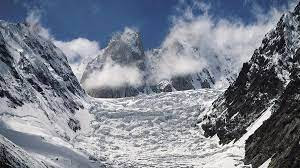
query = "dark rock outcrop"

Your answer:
(245, 67), (300, 168)
(171, 76), (195, 91)
(158, 80), (173, 92)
